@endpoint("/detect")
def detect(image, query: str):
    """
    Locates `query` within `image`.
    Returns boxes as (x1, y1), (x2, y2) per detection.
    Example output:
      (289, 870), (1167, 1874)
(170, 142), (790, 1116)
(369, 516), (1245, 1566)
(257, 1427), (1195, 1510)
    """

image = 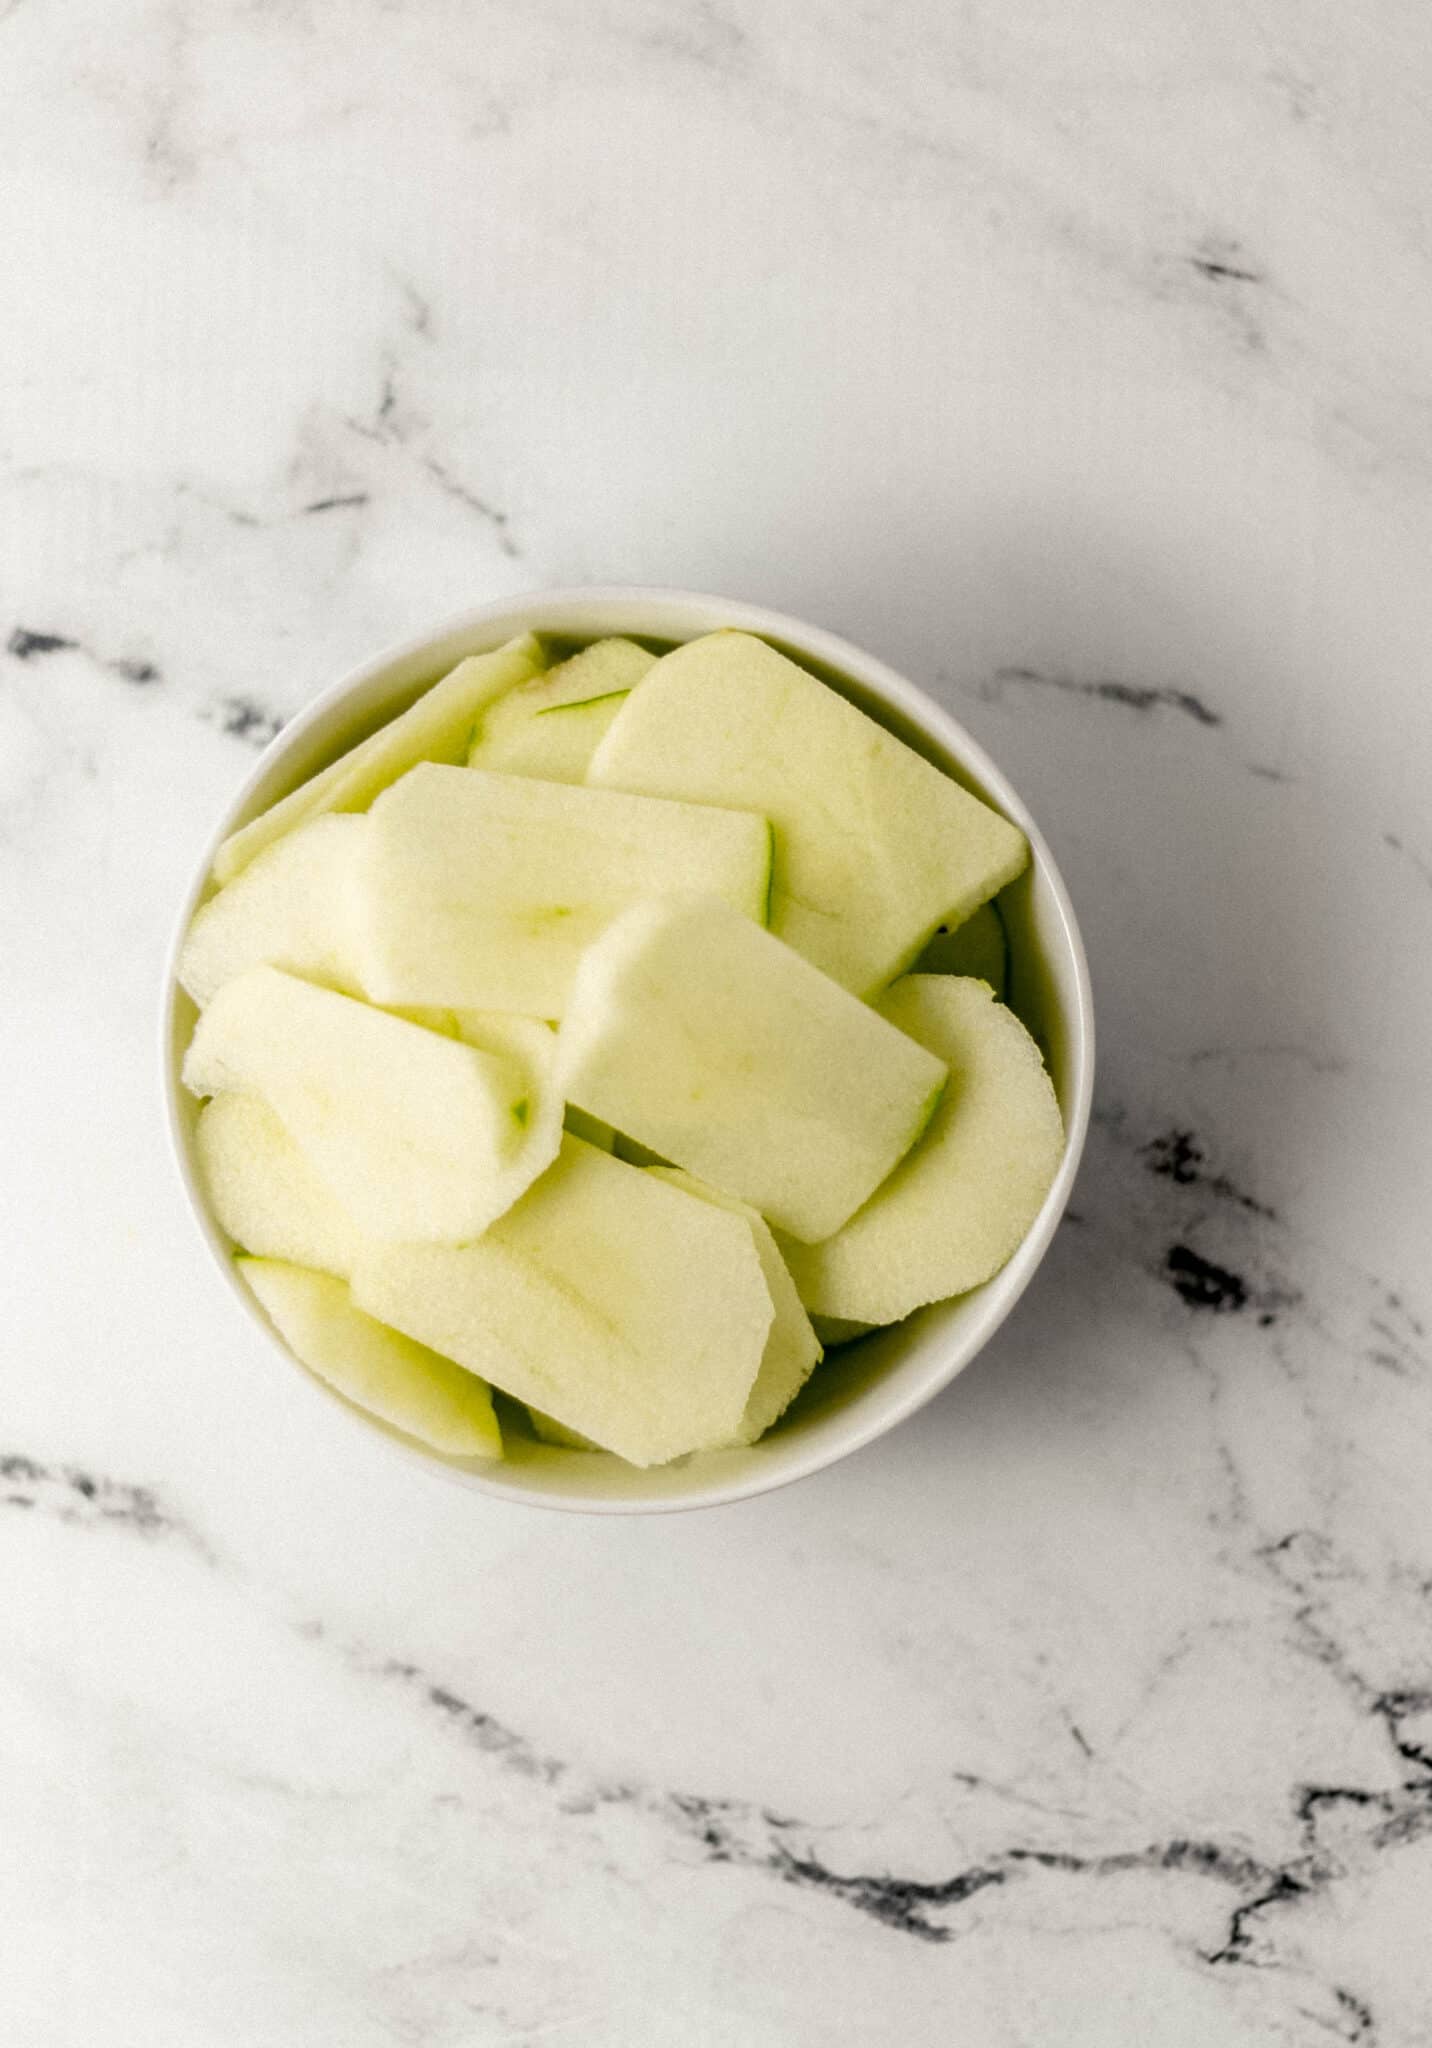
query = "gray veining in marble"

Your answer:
(4, 1), (1432, 2041)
